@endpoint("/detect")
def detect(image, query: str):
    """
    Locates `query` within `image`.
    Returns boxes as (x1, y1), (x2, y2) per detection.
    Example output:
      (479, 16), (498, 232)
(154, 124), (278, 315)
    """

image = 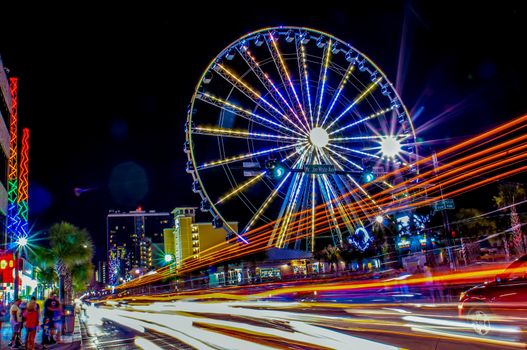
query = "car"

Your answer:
(459, 254), (527, 336)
